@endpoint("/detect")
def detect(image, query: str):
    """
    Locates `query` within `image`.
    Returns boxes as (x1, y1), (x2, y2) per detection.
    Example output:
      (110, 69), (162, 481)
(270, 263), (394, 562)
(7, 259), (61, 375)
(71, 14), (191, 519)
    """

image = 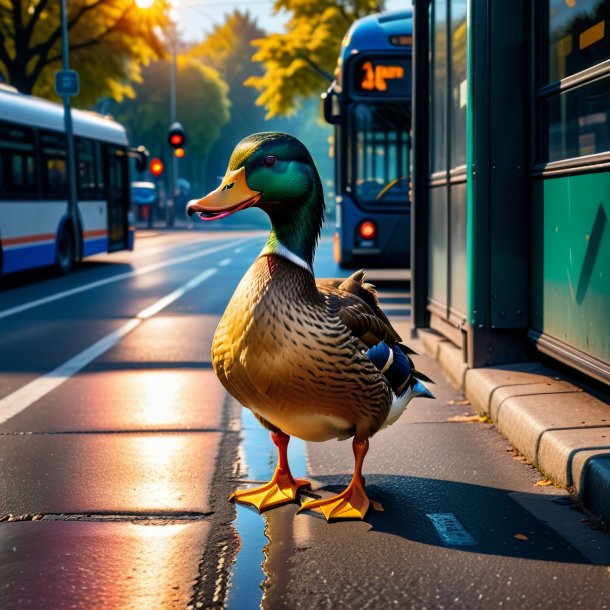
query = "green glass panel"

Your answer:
(533, 172), (610, 361)
(429, 185), (448, 306)
(450, 0), (467, 168)
(431, 0), (448, 172)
